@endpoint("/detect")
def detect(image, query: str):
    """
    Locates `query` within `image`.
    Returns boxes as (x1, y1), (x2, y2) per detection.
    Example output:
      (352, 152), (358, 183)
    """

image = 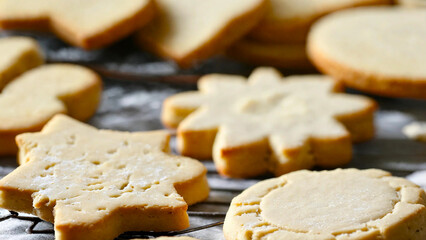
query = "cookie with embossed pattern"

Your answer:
(224, 168), (426, 240)
(0, 115), (209, 240)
